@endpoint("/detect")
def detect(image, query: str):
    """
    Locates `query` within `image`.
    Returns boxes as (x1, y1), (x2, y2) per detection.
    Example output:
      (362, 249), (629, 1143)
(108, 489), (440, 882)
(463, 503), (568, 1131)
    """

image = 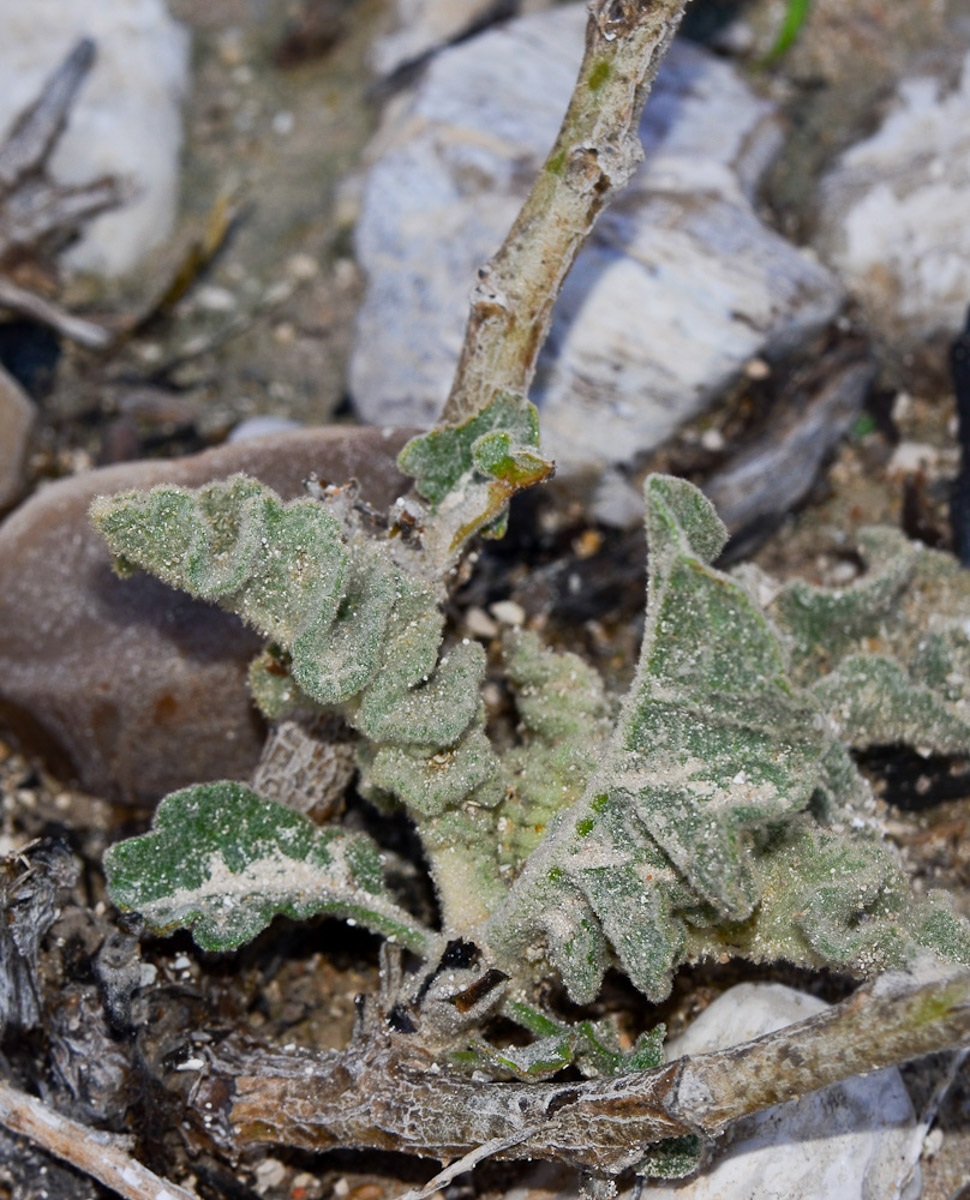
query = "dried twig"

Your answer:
(193, 970), (970, 1178)
(0, 1078), (201, 1200)
(0, 40), (95, 194)
(442, 0), (691, 424)
(0, 276), (111, 348)
(0, 39), (127, 263)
